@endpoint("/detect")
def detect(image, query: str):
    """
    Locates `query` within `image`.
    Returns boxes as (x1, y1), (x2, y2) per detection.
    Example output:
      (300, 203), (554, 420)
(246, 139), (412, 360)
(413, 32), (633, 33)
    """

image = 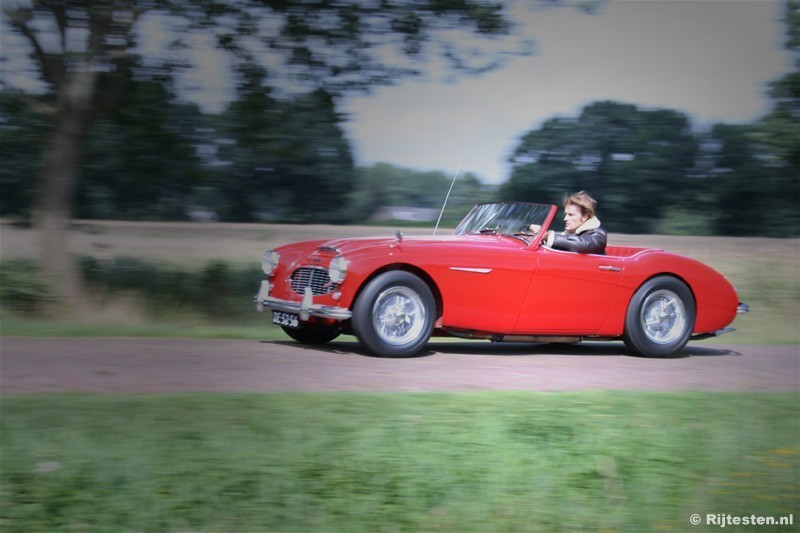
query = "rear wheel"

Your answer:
(352, 271), (435, 358)
(623, 276), (695, 358)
